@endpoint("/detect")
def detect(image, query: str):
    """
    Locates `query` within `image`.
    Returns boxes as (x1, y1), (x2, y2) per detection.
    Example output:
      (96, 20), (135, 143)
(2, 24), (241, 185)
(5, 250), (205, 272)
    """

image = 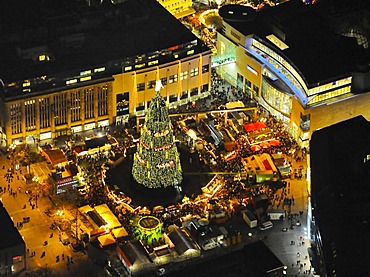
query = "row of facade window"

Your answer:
(251, 39), (307, 94)
(307, 77), (352, 97)
(11, 86), (108, 135)
(136, 68), (201, 92)
(307, 85), (351, 106)
(135, 85), (207, 111)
